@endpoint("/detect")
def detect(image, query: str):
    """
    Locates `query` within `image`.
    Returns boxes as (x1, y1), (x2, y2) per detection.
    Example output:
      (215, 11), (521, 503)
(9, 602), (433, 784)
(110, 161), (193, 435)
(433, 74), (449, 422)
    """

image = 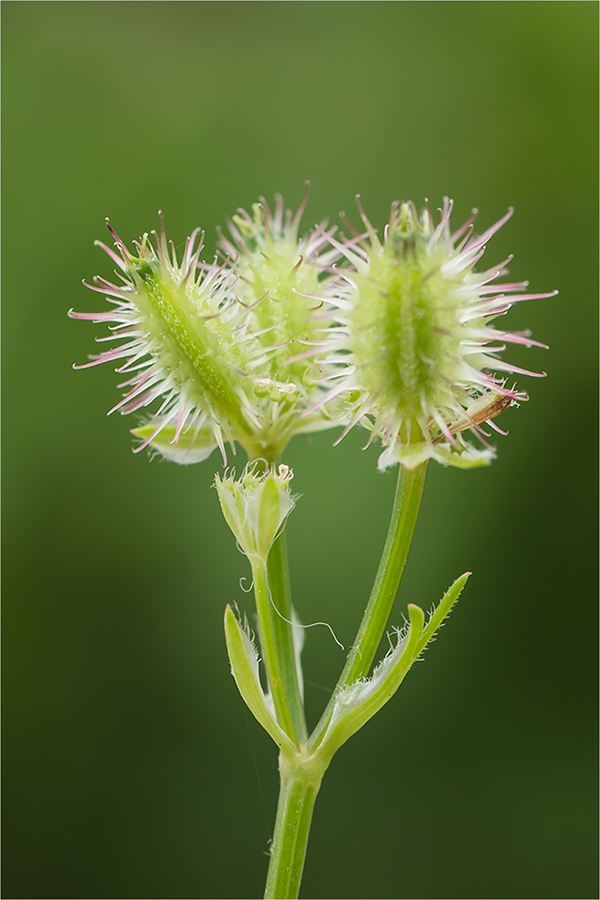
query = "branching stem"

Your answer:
(310, 462), (427, 751)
